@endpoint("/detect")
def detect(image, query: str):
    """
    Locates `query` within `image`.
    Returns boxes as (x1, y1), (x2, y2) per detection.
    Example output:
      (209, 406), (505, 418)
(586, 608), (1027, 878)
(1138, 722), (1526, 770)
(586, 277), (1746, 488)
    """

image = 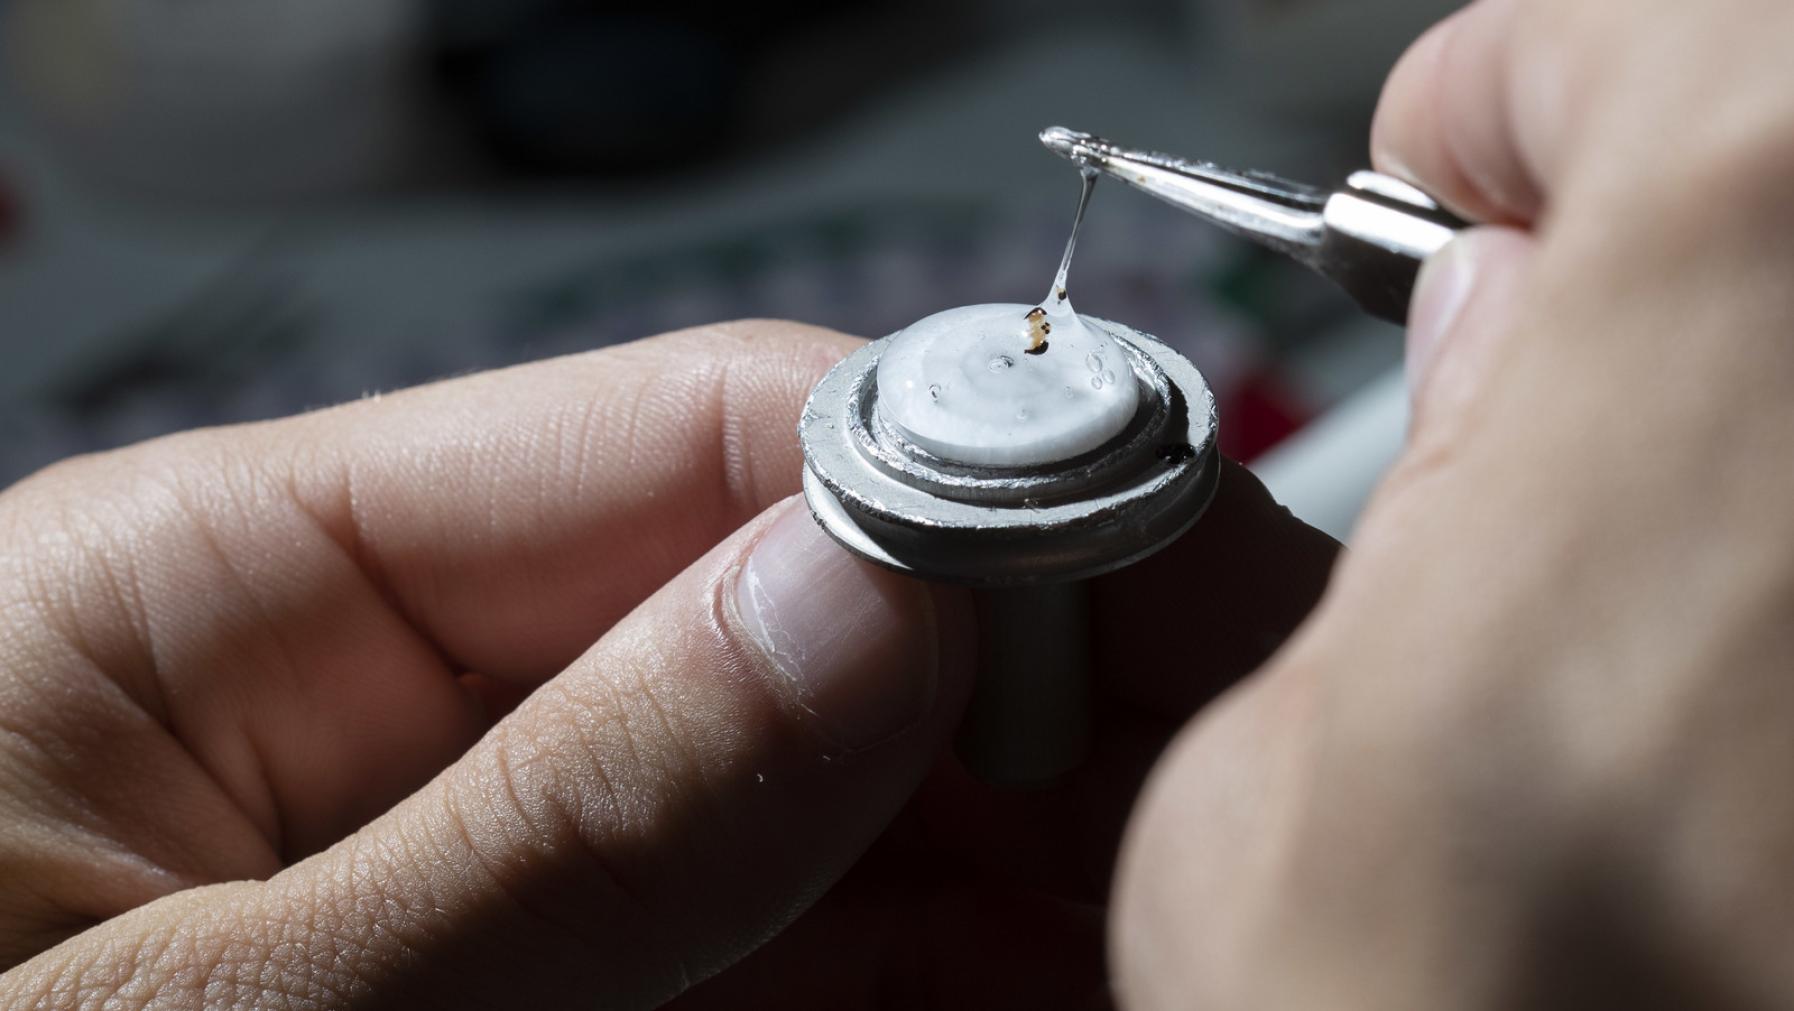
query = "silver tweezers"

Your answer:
(1040, 126), (1465, 324)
